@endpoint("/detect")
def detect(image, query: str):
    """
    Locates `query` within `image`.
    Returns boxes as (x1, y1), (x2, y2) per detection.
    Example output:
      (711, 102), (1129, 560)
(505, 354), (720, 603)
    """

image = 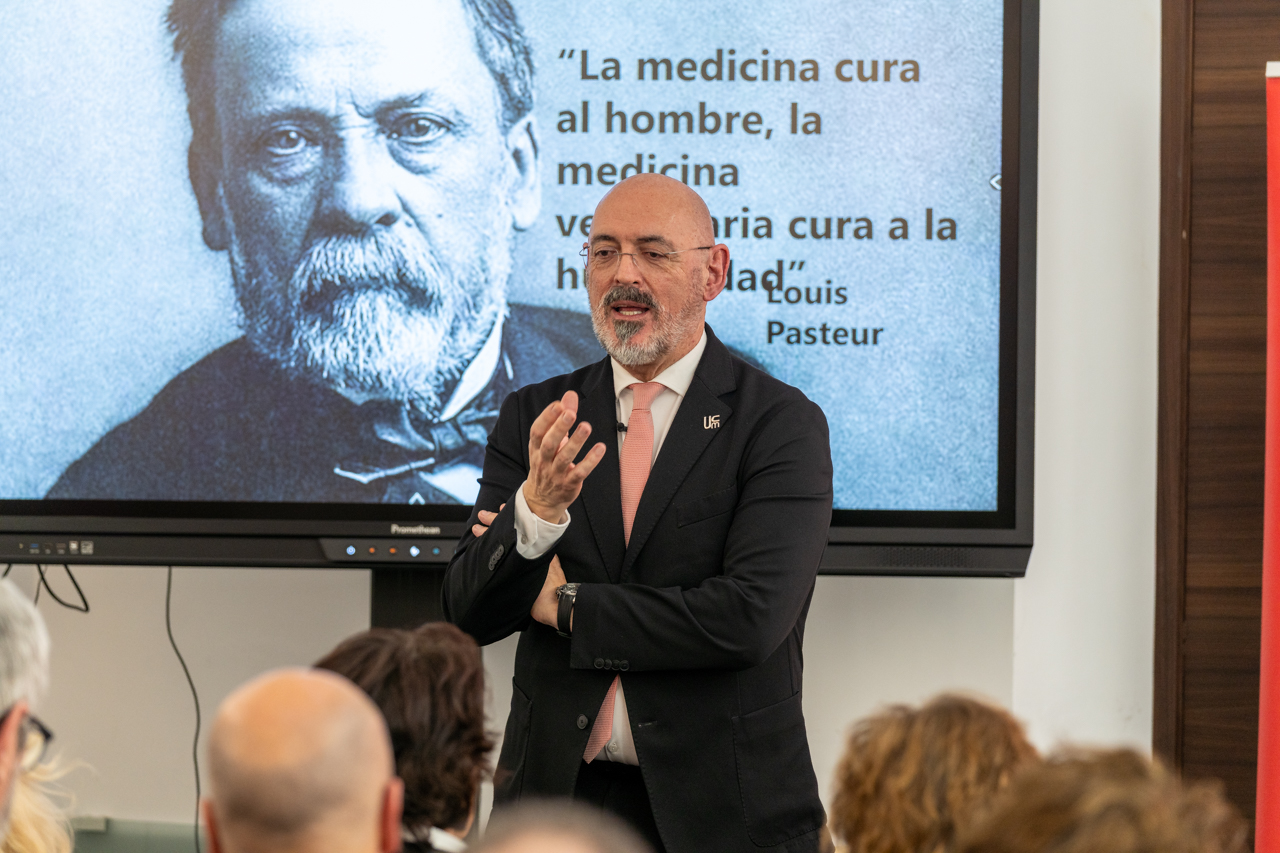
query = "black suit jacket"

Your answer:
(442, 326), (833, 853)
(47, 305), (603, 503)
